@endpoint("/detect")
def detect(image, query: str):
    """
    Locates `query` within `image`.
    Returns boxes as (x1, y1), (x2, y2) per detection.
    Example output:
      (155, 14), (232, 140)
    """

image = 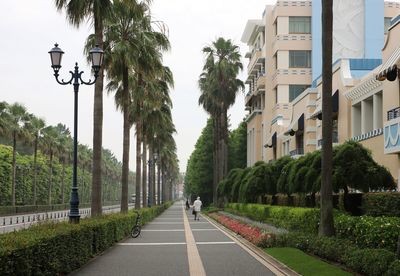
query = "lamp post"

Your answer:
(48, 43), (103, 224)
